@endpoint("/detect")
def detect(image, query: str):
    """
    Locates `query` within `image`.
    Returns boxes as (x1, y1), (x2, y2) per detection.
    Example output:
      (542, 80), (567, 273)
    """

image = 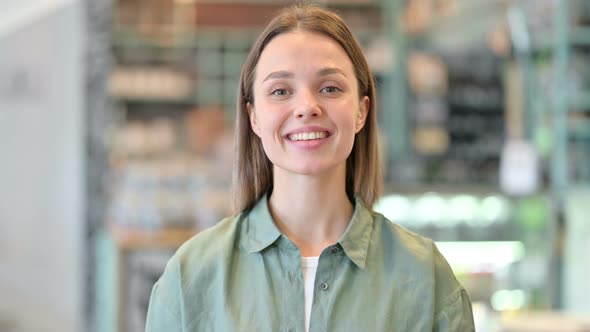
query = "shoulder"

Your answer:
(172, 213), (245, 277)
(148, 214), (244, 314)
(146, 215), (245, 328)
(372, 211), (467, 300)
(372, 211), (435, 263)
(156, 213), (245, 293)
(372, 212), (474, 328)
